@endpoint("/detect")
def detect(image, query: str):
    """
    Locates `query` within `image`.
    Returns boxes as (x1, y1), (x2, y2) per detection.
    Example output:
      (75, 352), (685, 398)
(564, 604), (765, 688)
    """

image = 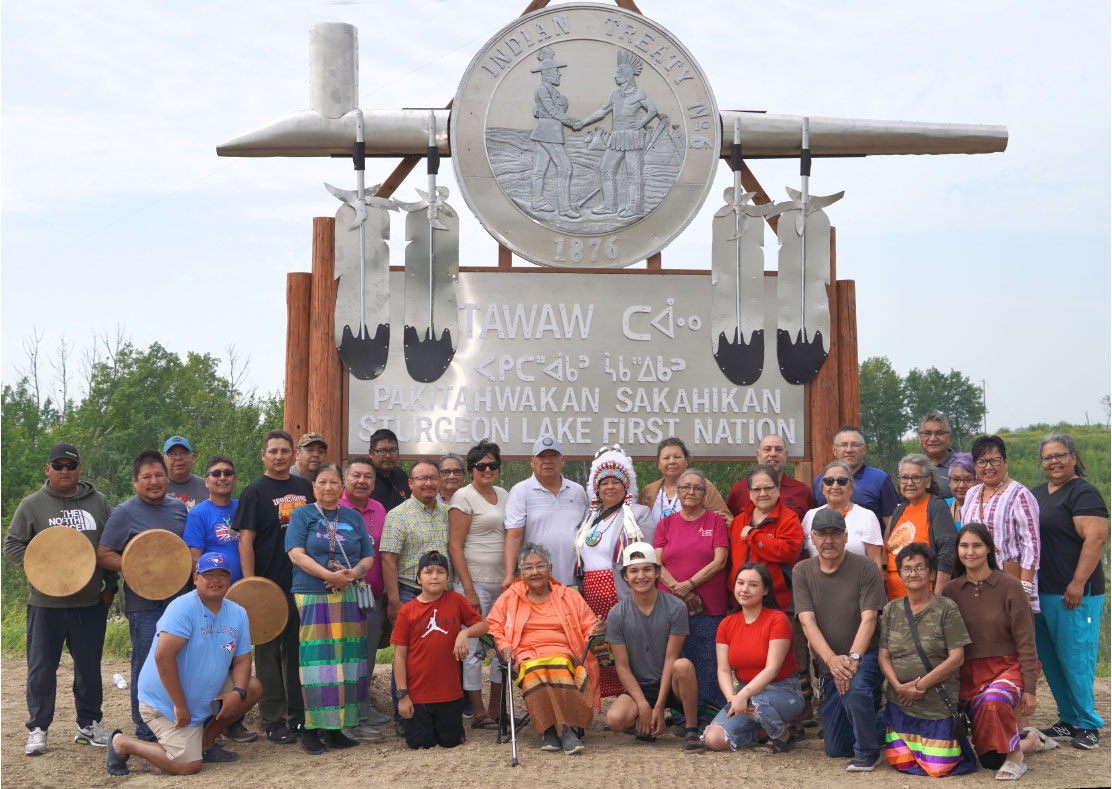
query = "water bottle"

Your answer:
(113, 673), (127, 689)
